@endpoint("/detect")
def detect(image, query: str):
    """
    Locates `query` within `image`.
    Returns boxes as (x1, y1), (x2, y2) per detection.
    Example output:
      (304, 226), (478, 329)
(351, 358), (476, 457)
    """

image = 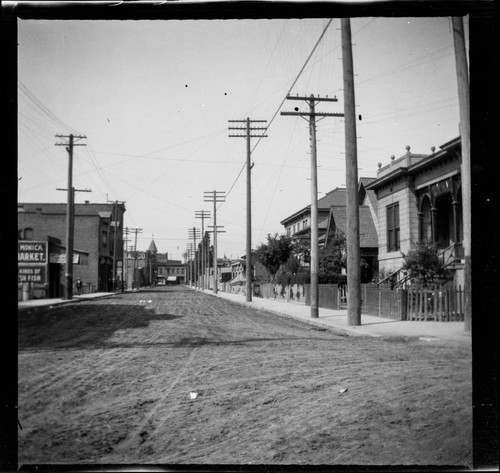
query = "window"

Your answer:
(420, 197), (432, 243)
(287, 227), (291, 237)
(386, 203), (400, 252)
(24, 228), (34, 240)
(303, 219), (308, 229)
(102, 230), (108, 248)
